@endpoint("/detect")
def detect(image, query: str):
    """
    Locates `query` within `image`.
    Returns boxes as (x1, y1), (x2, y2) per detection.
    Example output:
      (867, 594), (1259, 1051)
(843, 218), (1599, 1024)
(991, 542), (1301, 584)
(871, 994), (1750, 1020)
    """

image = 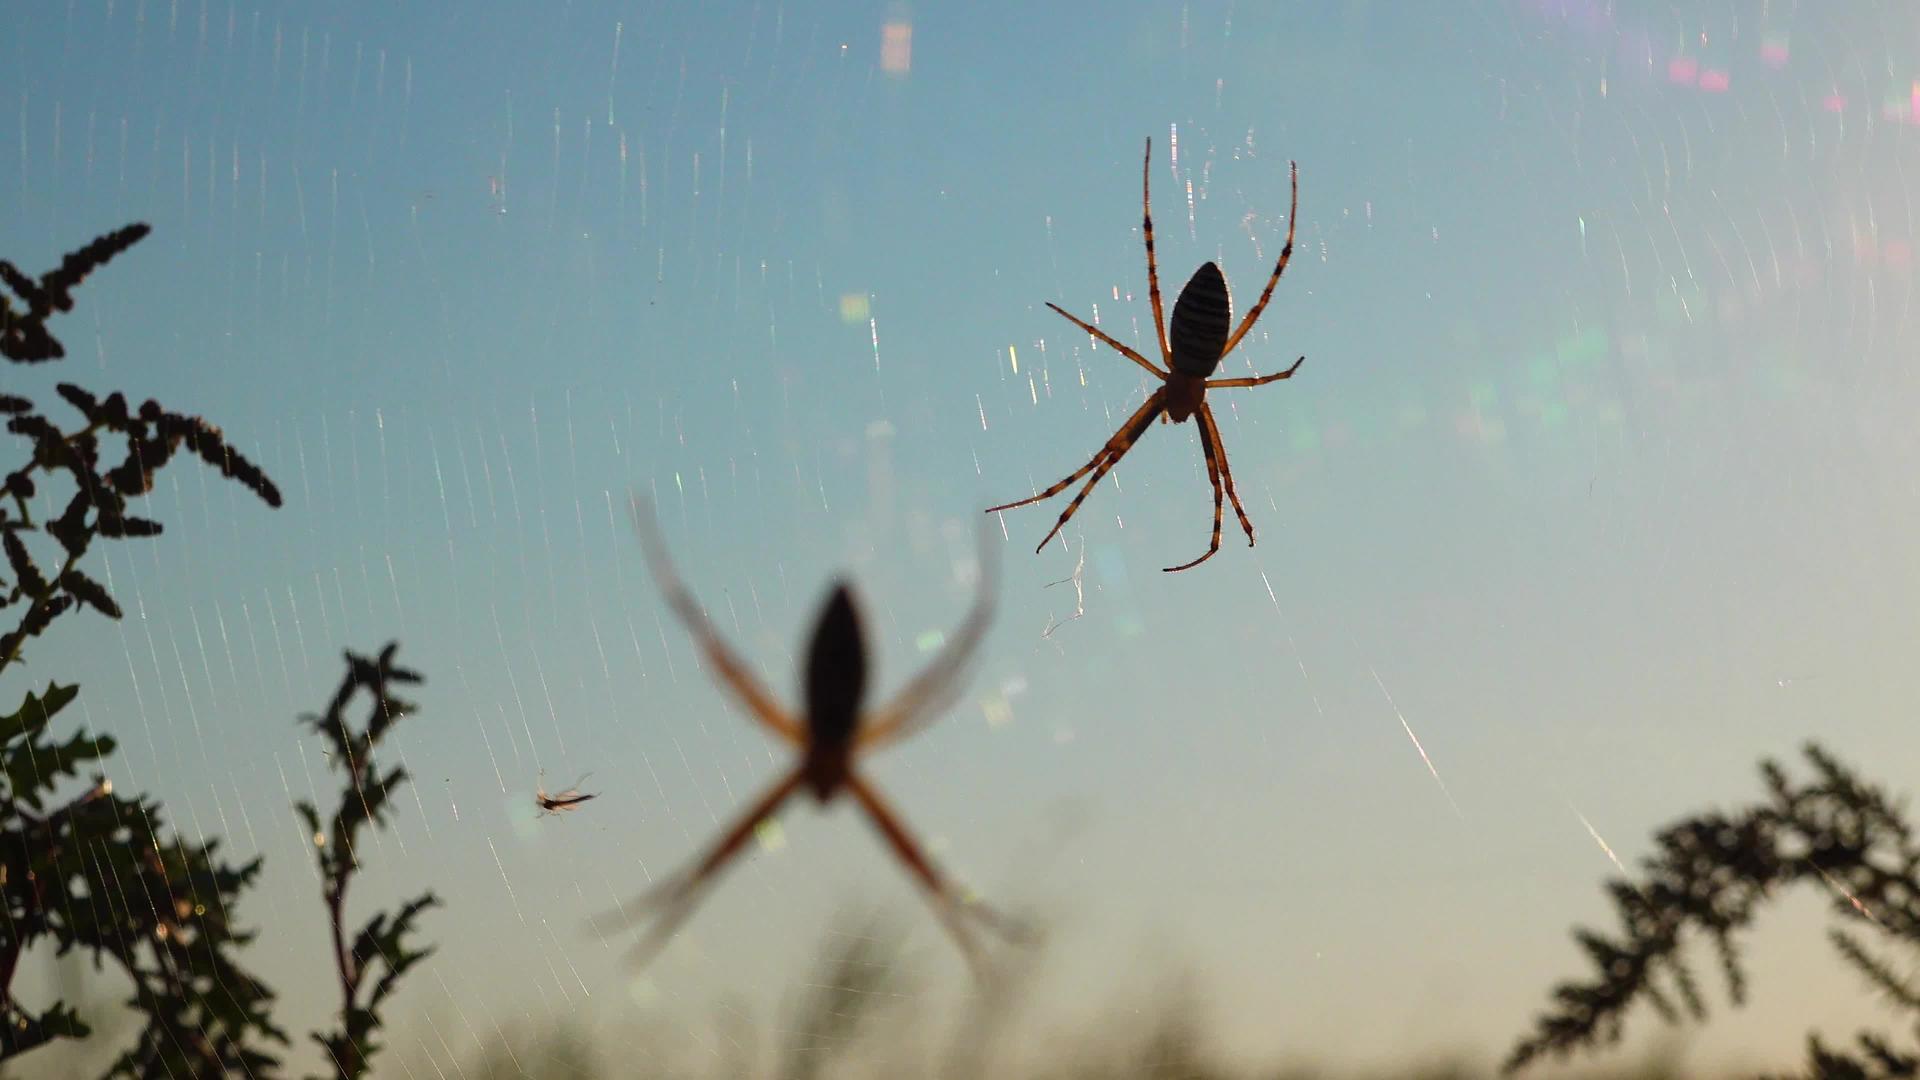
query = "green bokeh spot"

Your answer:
(1556, 326), (1608, 365)
(1766, 362), (1804, 396)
